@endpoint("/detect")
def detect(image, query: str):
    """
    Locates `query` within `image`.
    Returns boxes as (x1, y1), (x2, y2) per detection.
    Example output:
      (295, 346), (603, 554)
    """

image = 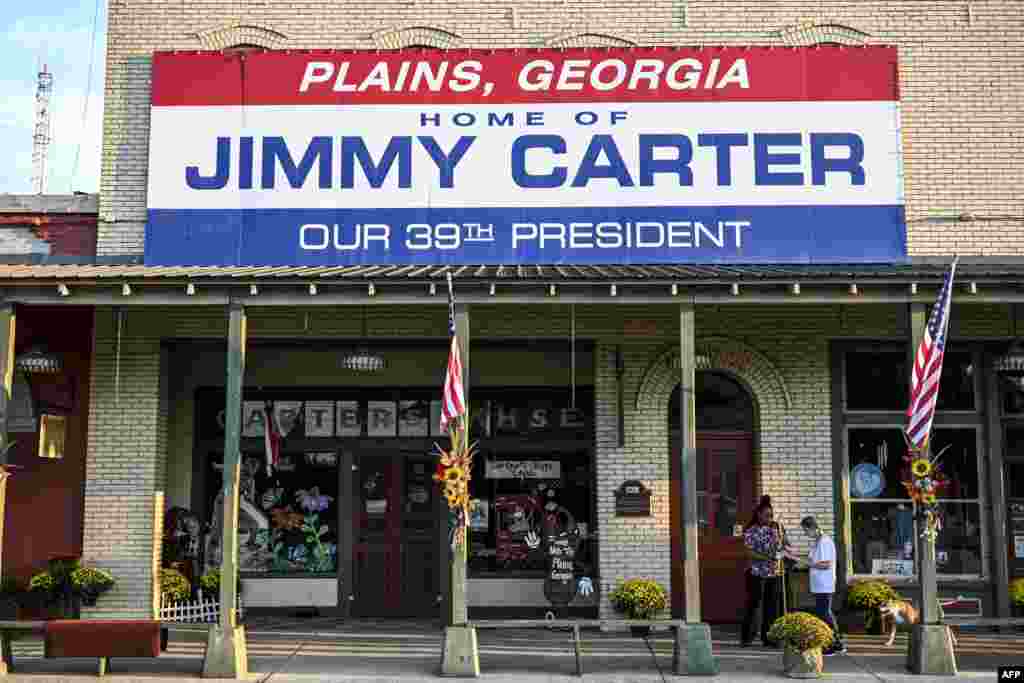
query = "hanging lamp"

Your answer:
(341, 306), (386, 372)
